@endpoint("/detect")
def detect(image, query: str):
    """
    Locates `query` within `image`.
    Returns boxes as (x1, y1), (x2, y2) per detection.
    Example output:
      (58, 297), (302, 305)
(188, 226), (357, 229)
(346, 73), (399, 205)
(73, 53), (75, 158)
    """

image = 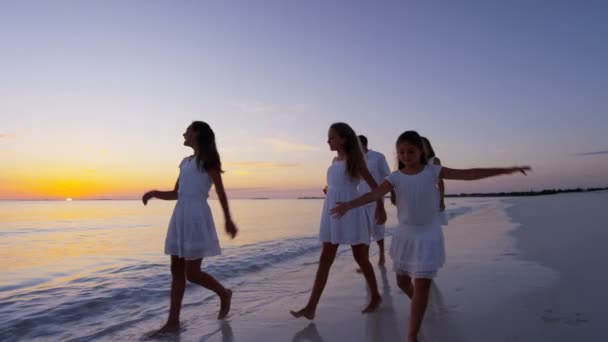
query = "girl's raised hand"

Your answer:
(509, 166), (531, 175)
(375, 205), (387, 225)
(390, 191), (397, 206)
(142, 191), (156, 205)
(225, 219), (238, 239)
(330, 202), (352, 218)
